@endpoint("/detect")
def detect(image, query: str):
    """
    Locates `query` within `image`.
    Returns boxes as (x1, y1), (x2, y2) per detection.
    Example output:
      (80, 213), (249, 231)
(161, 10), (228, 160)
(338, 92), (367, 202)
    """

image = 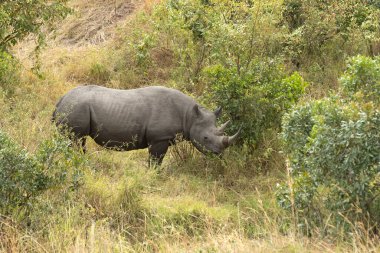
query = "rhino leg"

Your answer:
(148, 141), (169, 167)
